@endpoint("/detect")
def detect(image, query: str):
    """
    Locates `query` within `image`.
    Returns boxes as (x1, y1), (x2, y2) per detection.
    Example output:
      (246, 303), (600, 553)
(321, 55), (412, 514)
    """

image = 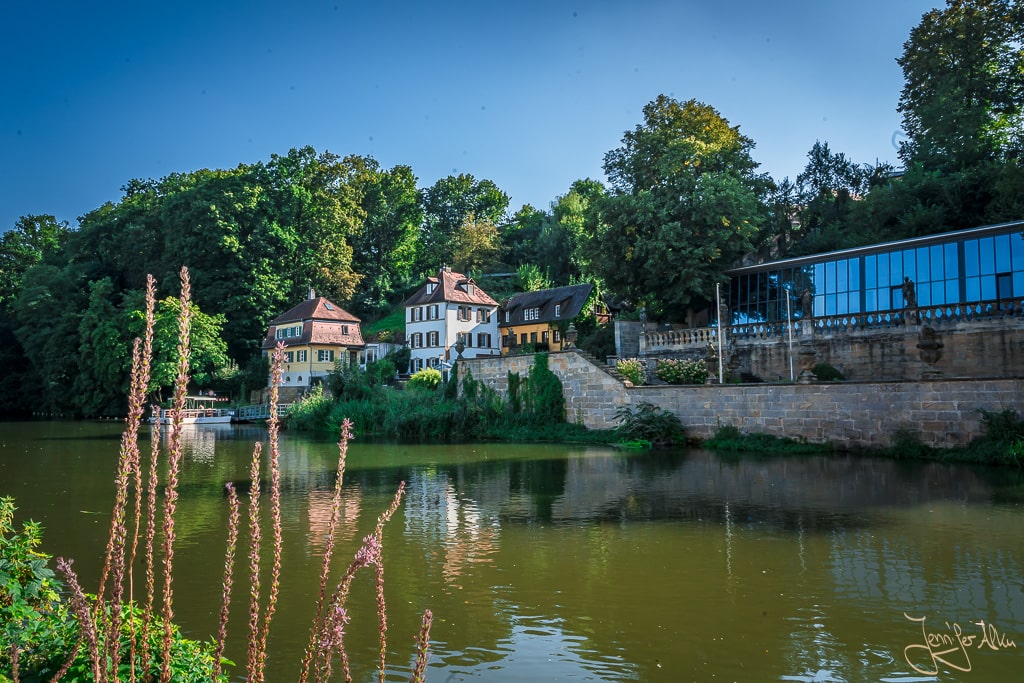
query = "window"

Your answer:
(530, 332), (537, 343)
(297, 350), (307, 363)
(520, 333), (527, 345)
(477, 333), (492, 348)
(476, 308), (484, 322)
(541, 331), (549, 343)
(458, 306), (471, 321)
(426, 282), (435, 294)
(554, 304), (561, 318)
(342, 325), (349, 335)
(275, 324), (302, 339)
(285, 351), (294, 363)
(318, 350), (335, 362)
(428, 331), (439, 347)
(524, 307), (540, 321)
(428, 304), (439, 320)
(553, 330), (562, 343)
(466, 283), (475, 296)
(411, 333), (424, 348)
(504, 310), (510, 323)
